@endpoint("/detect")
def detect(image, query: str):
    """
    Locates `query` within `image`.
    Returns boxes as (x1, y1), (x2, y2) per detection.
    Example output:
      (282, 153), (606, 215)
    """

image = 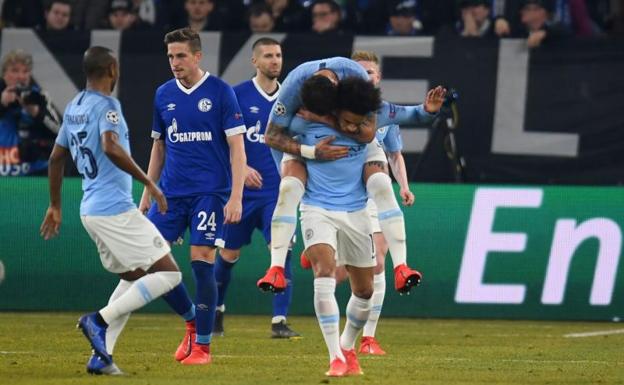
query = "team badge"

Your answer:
(305, 229), (314, 240)
(153, 236), (164, 248)
(274, 102), (286, 116)
(198, 98), (212, 112)
(105, 110), (119, 124)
